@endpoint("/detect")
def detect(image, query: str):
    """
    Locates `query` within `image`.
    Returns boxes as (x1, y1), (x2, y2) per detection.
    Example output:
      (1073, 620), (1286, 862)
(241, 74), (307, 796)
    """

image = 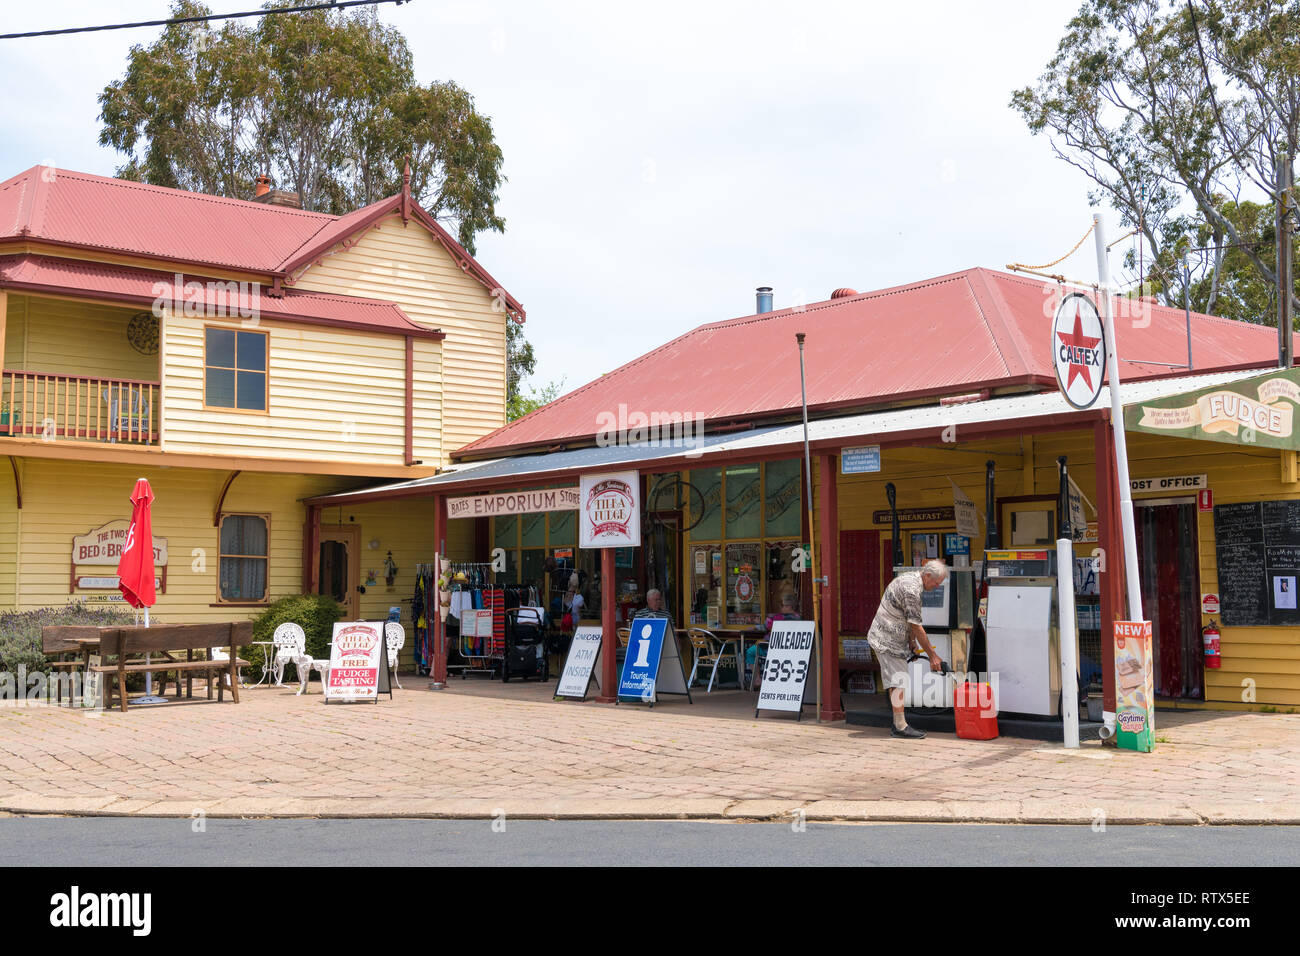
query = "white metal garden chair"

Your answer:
(271, 622), (306, 687)
(384, 621), (405, 690)
(290, 625), (330, 696)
